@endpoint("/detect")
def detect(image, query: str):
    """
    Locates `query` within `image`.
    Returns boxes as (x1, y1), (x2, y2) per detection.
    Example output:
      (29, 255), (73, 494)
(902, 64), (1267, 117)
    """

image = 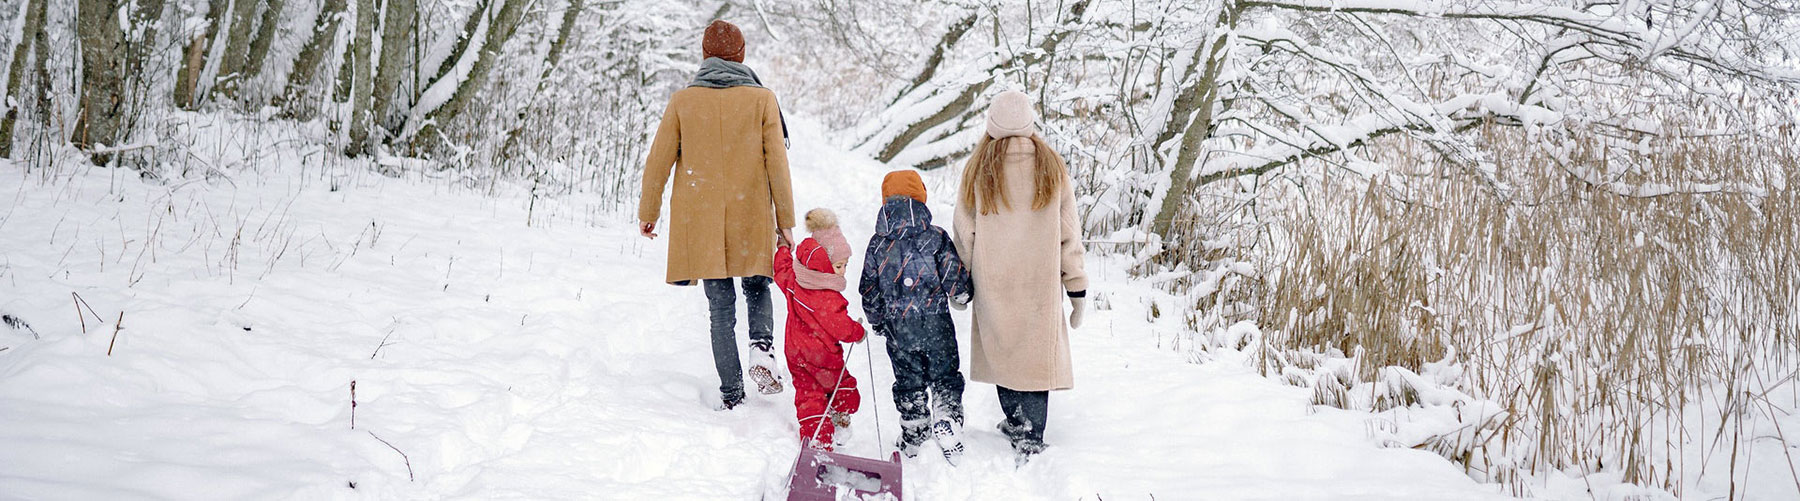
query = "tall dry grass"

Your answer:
(1164, 118), (1799, 495)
